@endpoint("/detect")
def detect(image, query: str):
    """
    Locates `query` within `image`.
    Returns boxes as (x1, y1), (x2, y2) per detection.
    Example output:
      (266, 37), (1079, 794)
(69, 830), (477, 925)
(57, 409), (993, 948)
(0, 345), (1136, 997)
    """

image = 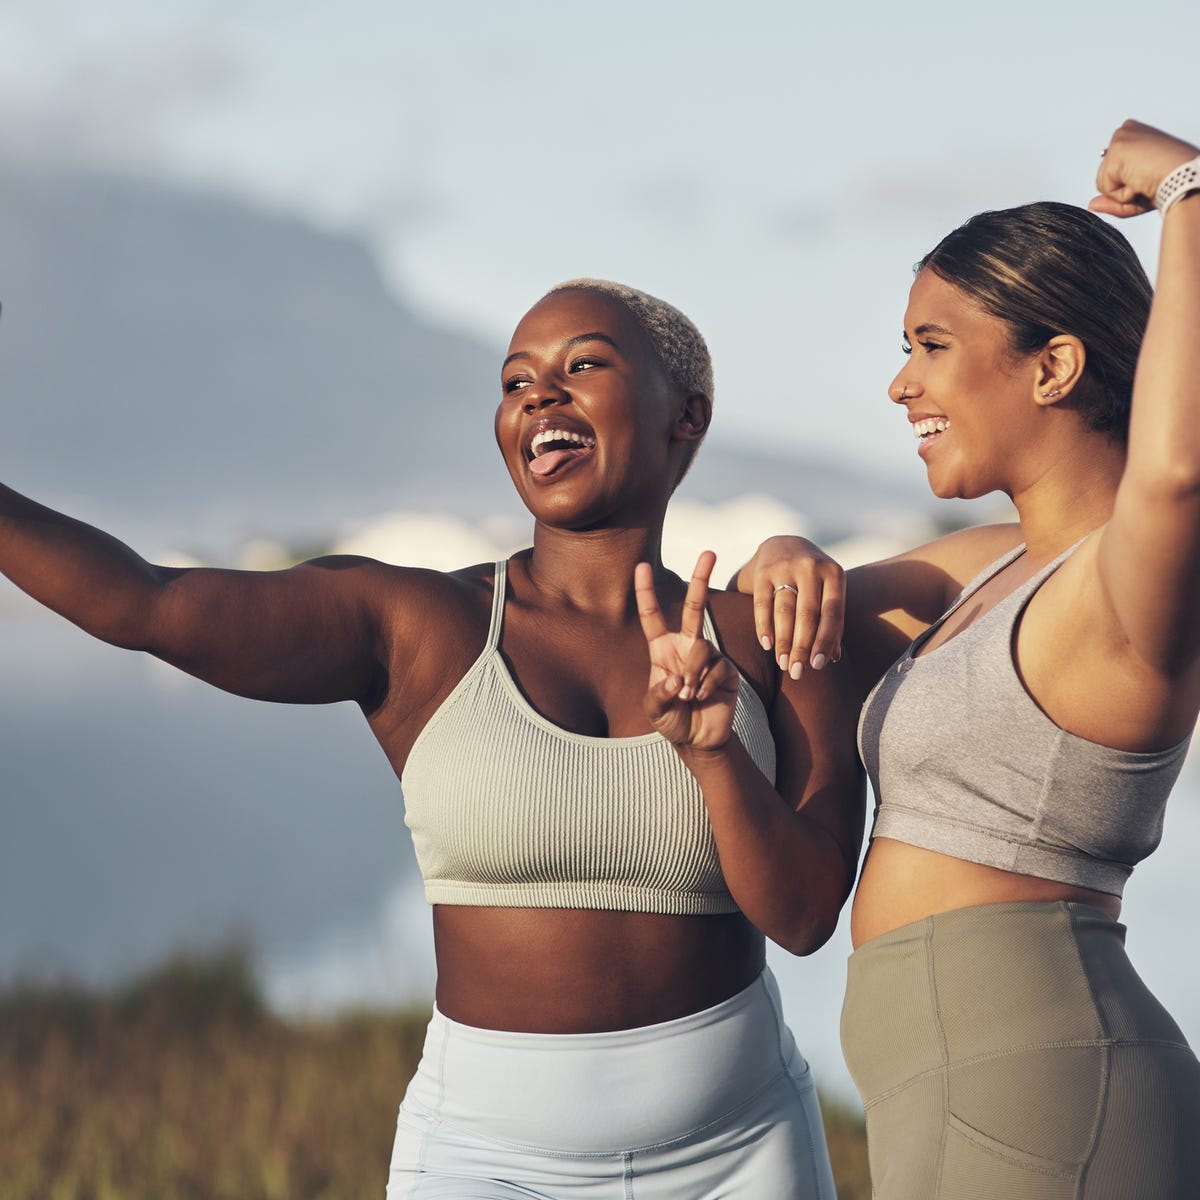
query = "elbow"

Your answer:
(1127, 458), (1200, 503)
(770, 862), (856, 956)
(774, 915), (838, 957)
(771, 884), (849, 956)
(93, 572), (172, 653)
